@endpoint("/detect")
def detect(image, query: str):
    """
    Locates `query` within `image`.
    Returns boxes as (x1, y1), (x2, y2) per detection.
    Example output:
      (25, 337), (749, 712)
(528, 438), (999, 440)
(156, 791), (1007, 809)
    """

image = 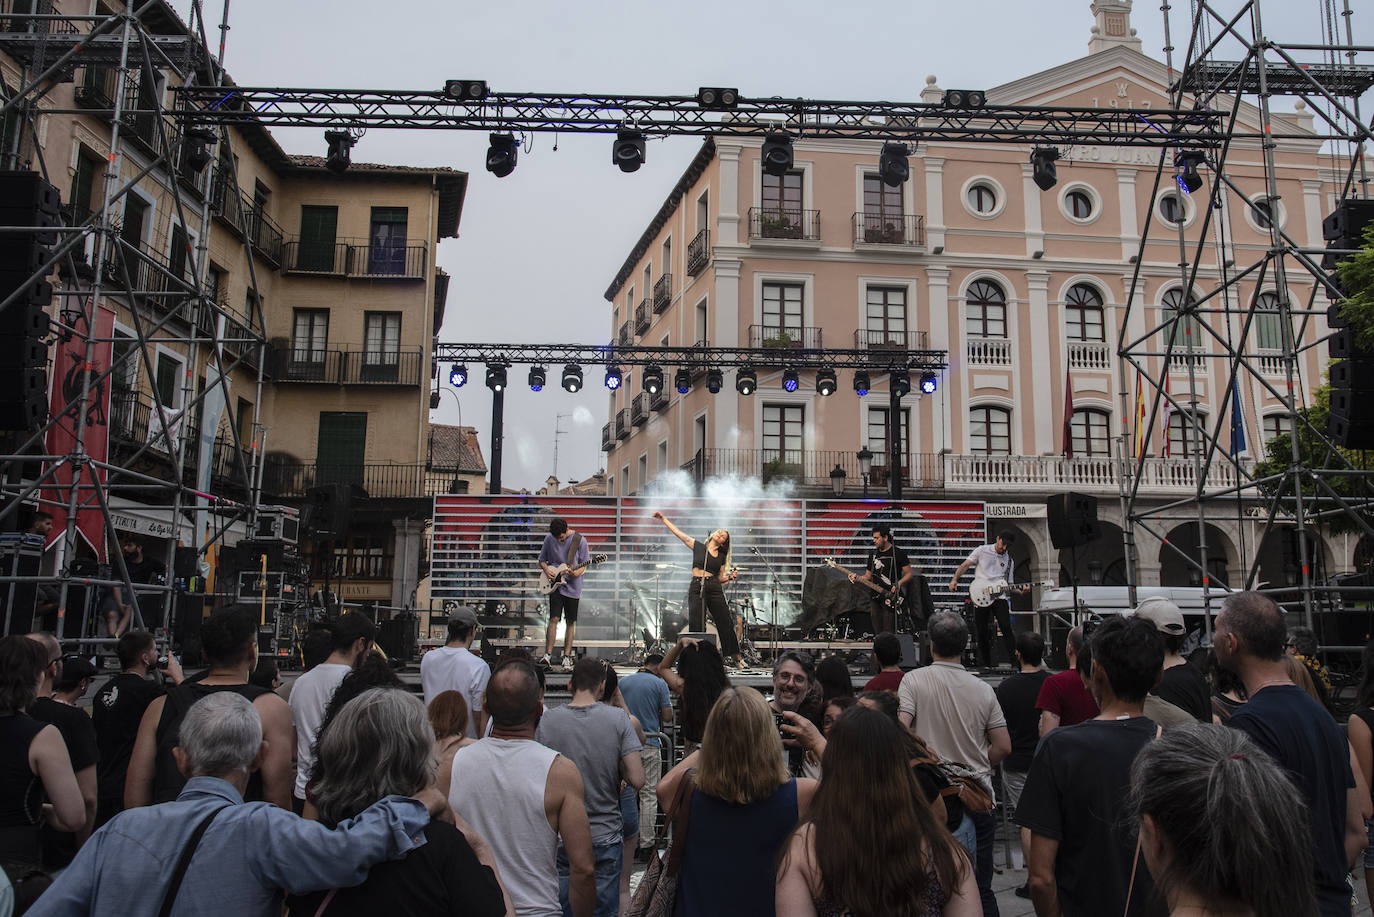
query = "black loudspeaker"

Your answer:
(303, 484), (356, 539)
(679, 631), (717, 648)
(0, 172), (59, 432)
(896, 632), (921, 670)
(174, 546), (200, 579)
(1047, 492), (1100, 549)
